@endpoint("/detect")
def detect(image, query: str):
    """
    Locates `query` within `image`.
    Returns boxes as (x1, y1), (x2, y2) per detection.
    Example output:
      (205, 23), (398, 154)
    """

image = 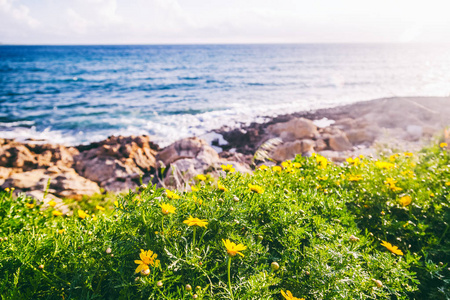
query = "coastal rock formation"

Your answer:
(0, 135), (158, 196)
(1, 97), (449, 197)
(74, 135), (158, 192)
